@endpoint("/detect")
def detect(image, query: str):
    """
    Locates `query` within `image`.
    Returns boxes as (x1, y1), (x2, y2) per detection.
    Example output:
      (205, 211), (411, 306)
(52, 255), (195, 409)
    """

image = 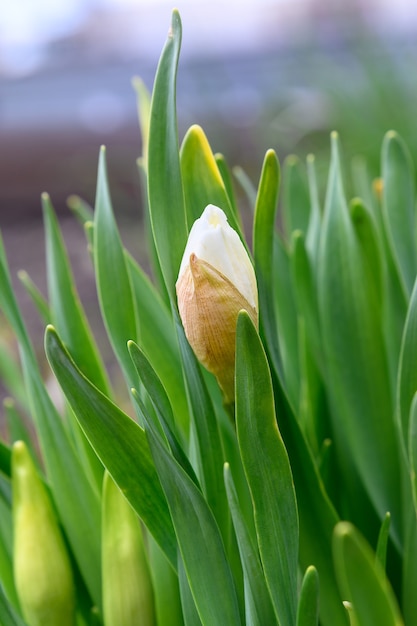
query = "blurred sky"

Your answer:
(1, 0), (417, 77)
